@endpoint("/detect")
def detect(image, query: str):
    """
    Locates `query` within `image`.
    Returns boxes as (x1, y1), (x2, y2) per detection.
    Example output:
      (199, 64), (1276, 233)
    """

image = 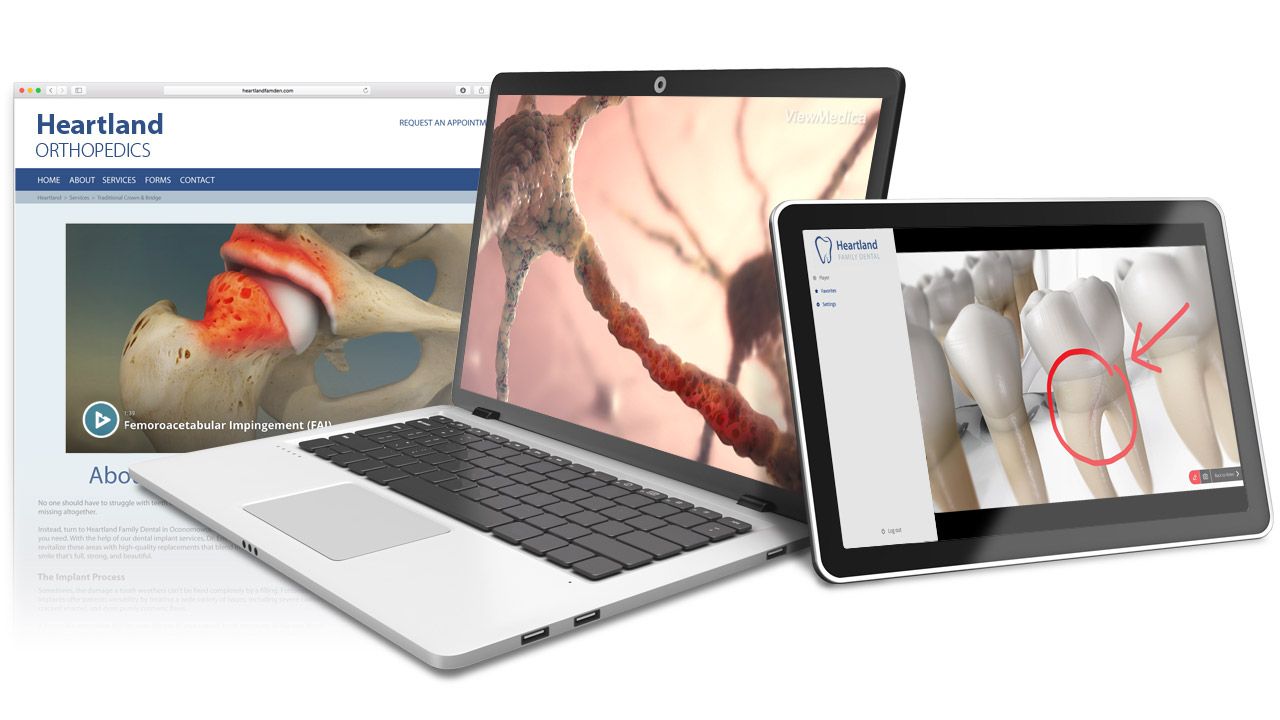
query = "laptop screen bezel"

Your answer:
(450, 68), (906, 522)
